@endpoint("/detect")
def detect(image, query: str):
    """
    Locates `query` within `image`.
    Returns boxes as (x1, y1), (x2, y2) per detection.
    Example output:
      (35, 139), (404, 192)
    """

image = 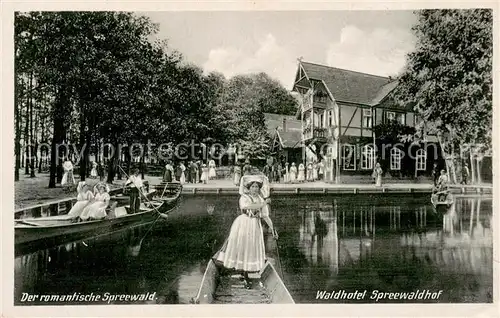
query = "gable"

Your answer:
(300, 61), (395, 106)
